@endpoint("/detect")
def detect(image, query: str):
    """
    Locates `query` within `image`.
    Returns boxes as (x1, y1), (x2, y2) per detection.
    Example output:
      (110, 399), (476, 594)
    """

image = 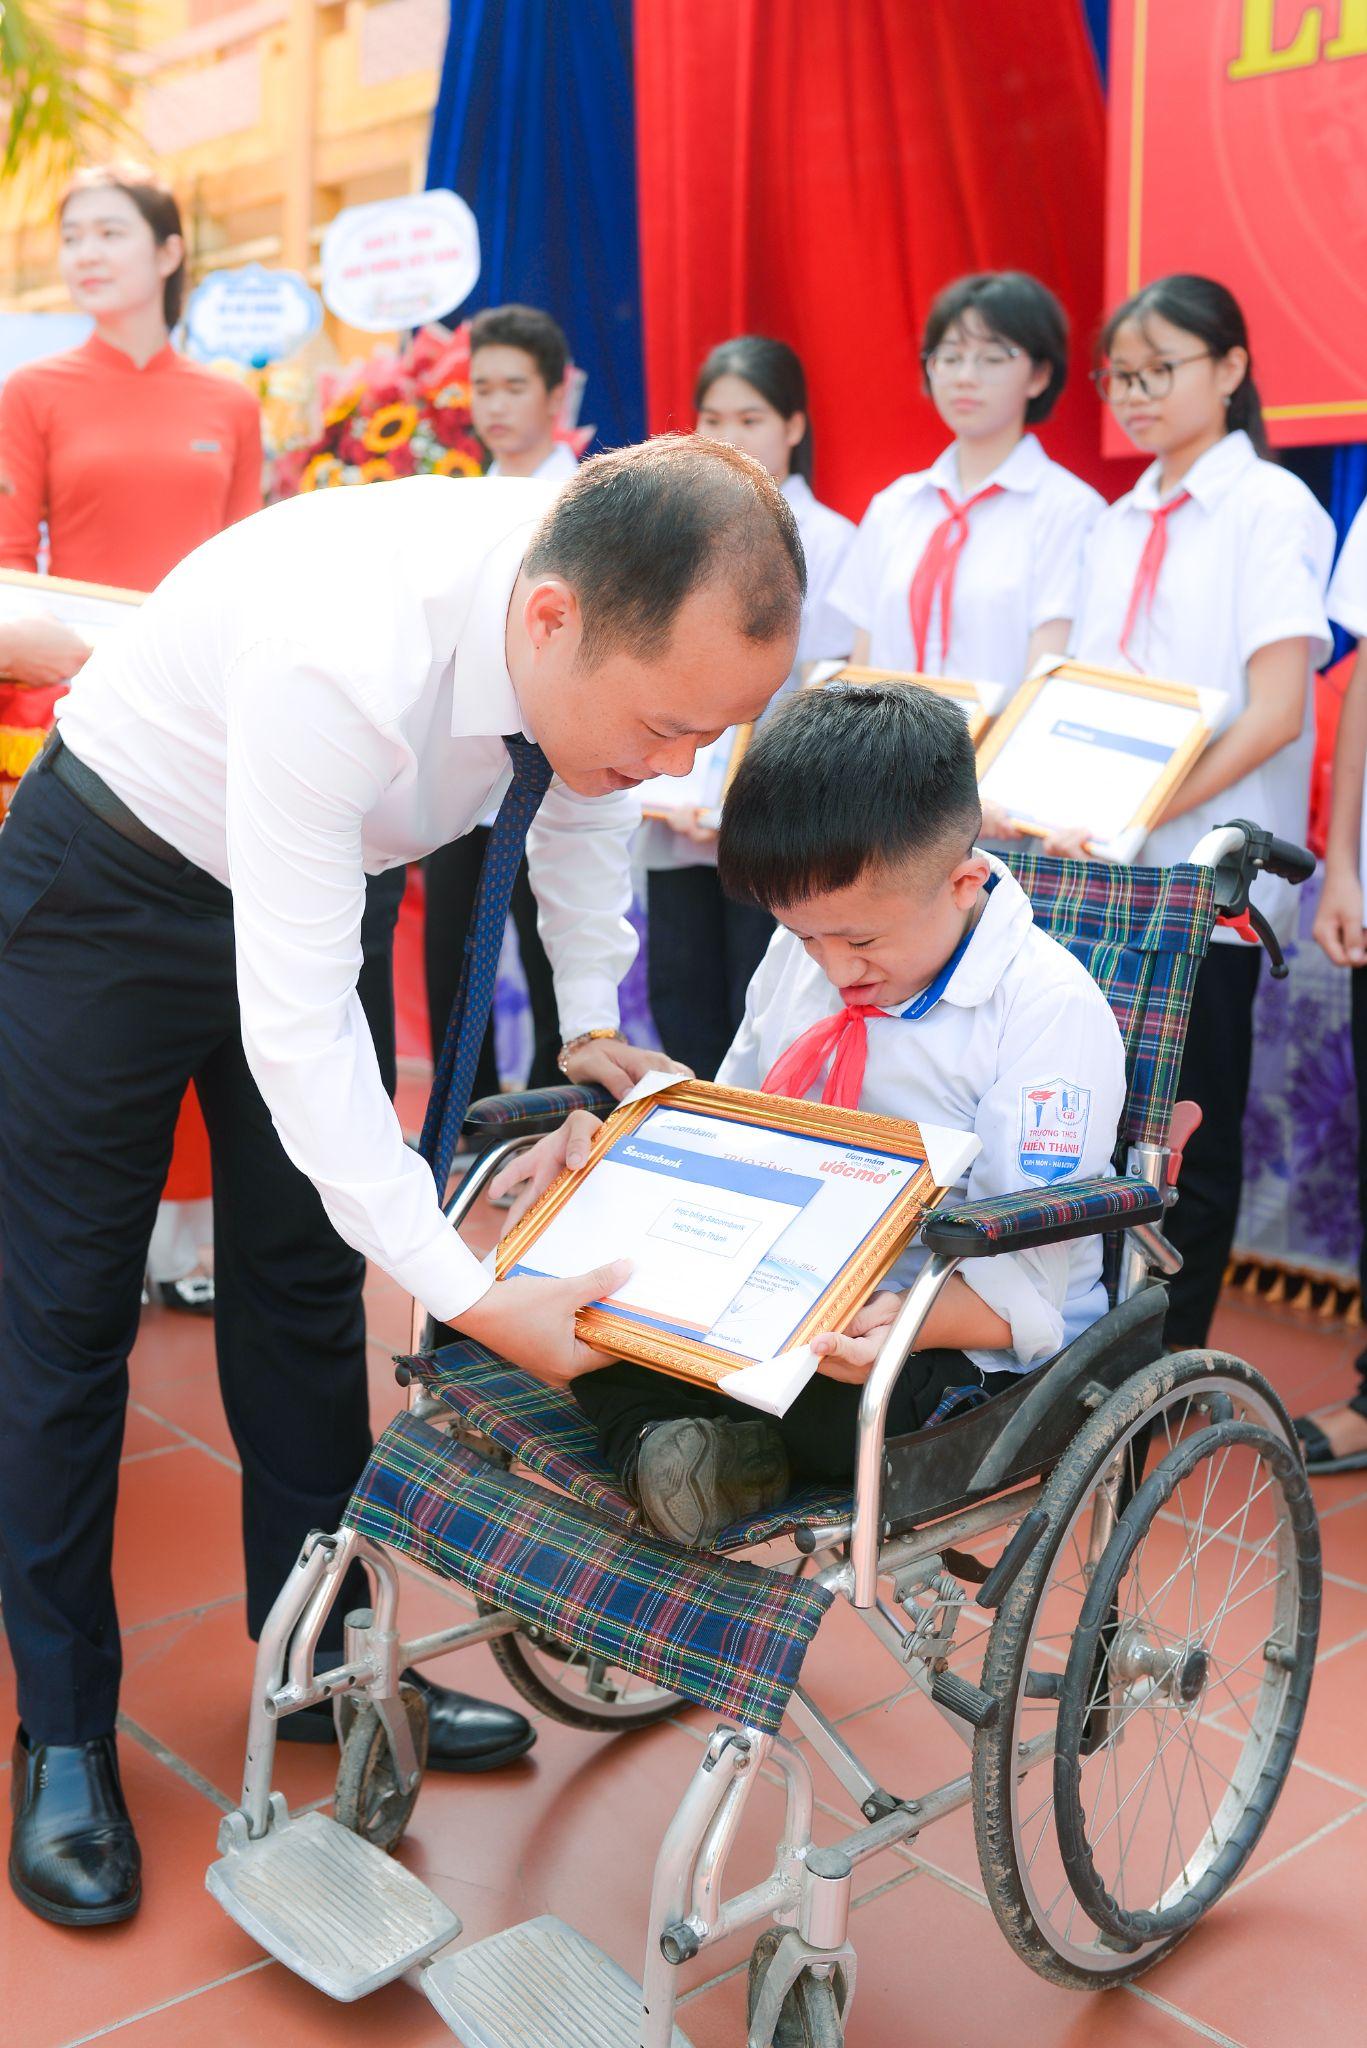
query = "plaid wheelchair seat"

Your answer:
(398, 1340), (854, 1550)
(350, 1409), (832, 1733)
